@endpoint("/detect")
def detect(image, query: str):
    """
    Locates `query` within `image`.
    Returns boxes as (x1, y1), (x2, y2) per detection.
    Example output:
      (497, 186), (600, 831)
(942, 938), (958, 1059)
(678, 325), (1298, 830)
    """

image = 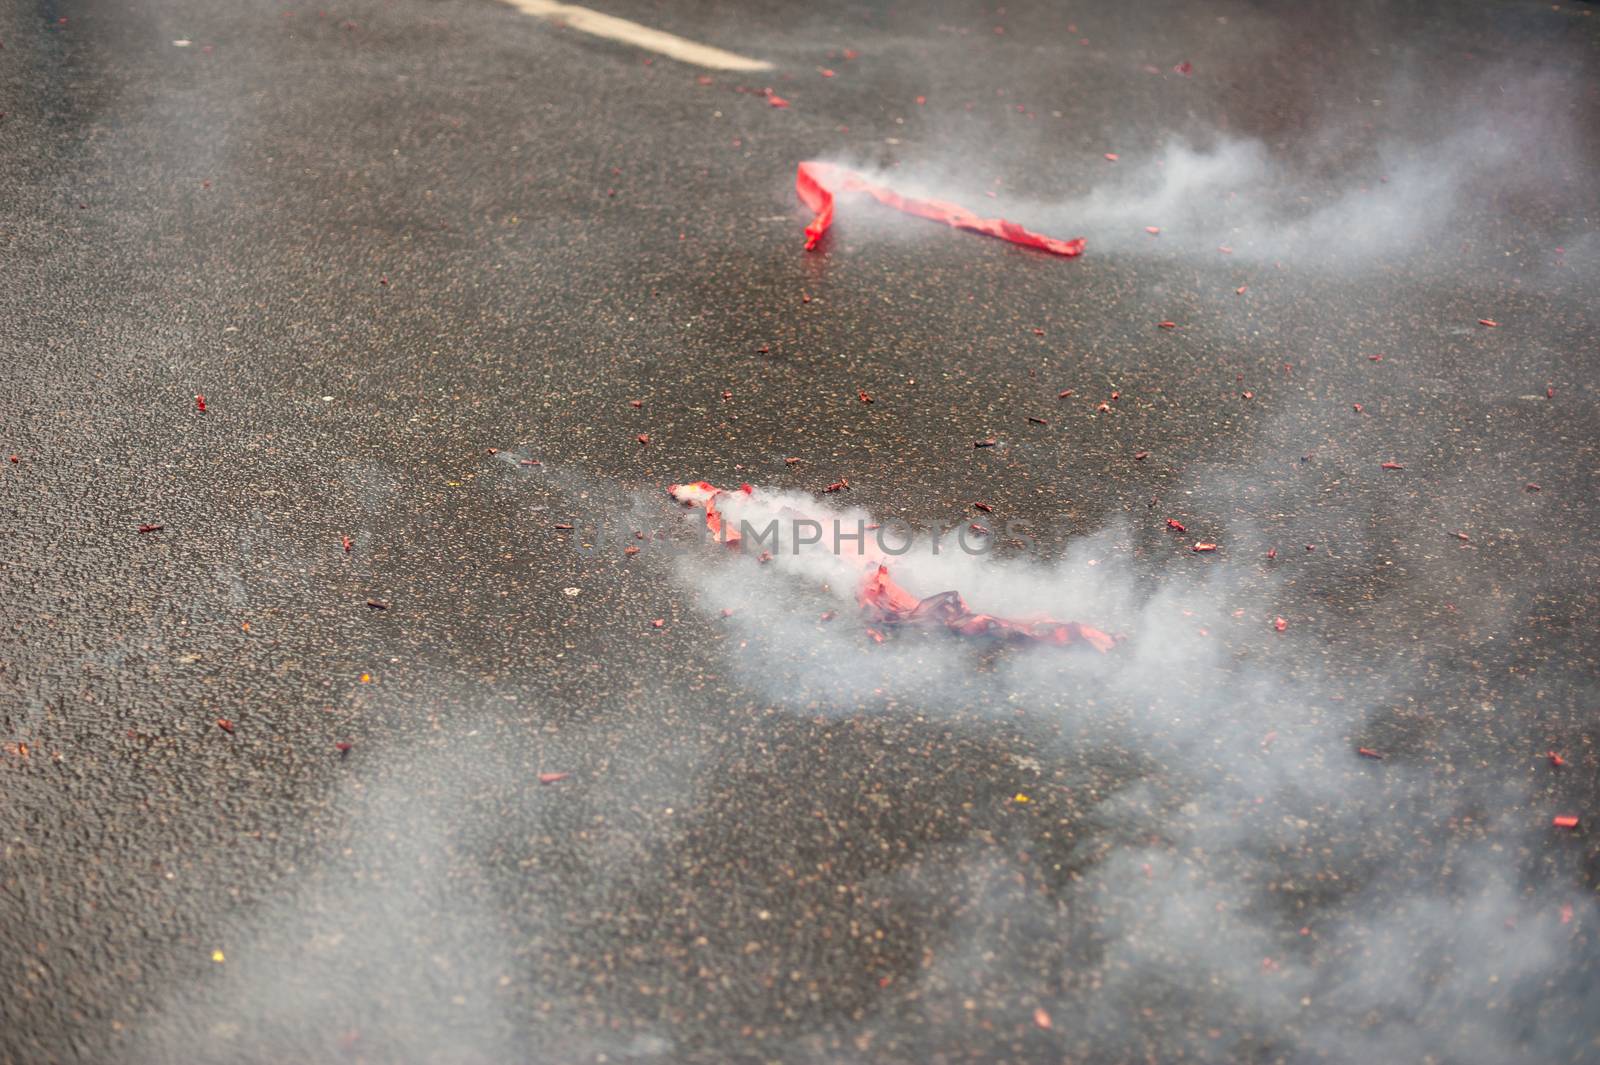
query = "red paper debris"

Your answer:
(138, 523), (163, 534)
(974, 438), (997, 448)
(1548, 751), (1566, 768)
(1274, 617), (1288, 632)
(795, 161), (1085, 257)
(1173, 60), (1193, 75)
(1525, 483), (1541, 492)
(1166, 519), (1186, 532)
(195, 394), (207, 412)
(1158, 321), (1176, 329)
(1145, 226), (1160, 235)
(1552, 815), (1579, 829)
(216, 719), (235, 734)
(1034, 1007), (1053, 1030)
(342, 535), (353, 553)
(637, 433), (651, 445)
(1133, 450), (1149, 460)
(1353, 403), (1363, 414)
(824, 479), (849, 493)
(1027, 416), (1048, 425)
(538, 772), (569, 785)
(650, 618), (665, 629)
(335, 741), (352, 756)
(1358, 747), (1383, 760)
(858, 390), (874, 404)
(1058, 388), (1075, 398)
(973, 502), (994, 512)
(366, 599), (388, 610)
(1478, 318), (1499, 327)
(669, 481), (1113, 652)
(1267, 547), (1277, 560)
(1381, 461), (1404, 470)
(1192, 542), (1217, 552)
